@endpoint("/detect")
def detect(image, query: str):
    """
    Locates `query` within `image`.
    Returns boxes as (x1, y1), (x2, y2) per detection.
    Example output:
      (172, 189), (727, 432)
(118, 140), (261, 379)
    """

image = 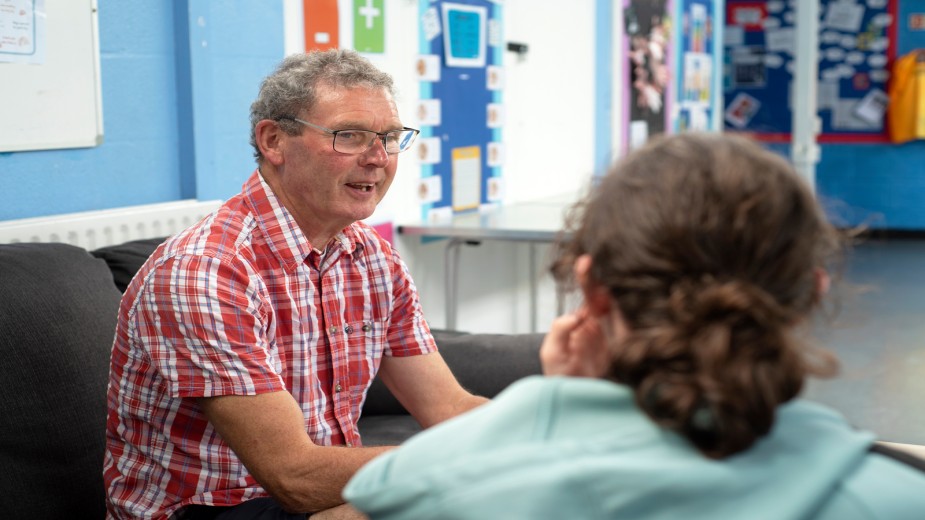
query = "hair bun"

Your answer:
(669, 276), (788, 338)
